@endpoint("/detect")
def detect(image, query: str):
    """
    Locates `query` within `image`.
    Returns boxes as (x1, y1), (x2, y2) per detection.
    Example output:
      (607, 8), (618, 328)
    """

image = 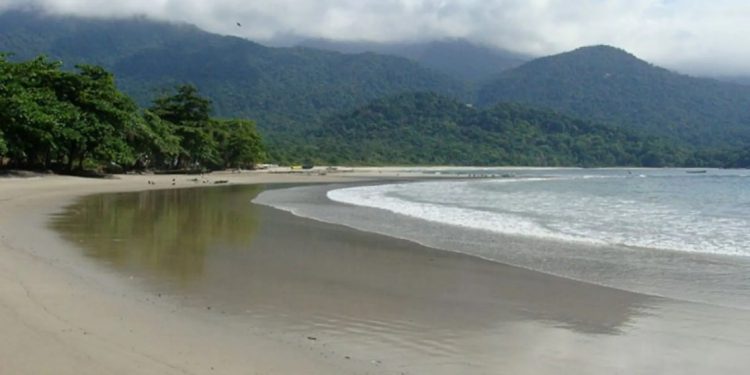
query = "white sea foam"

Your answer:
(328, 180), (602, 246)
(327, 175), (750, 257)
